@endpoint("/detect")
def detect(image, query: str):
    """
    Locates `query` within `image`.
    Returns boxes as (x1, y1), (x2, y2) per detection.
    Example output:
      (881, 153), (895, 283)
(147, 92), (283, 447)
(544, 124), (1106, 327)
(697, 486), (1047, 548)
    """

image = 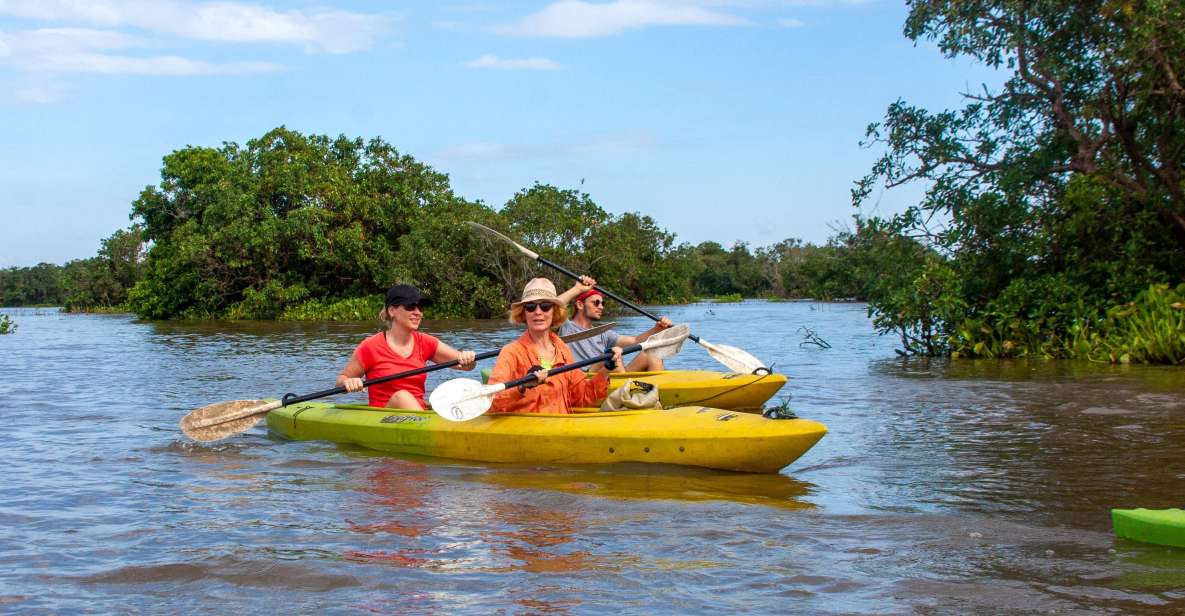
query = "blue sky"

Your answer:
(0, 0), (993, 267)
